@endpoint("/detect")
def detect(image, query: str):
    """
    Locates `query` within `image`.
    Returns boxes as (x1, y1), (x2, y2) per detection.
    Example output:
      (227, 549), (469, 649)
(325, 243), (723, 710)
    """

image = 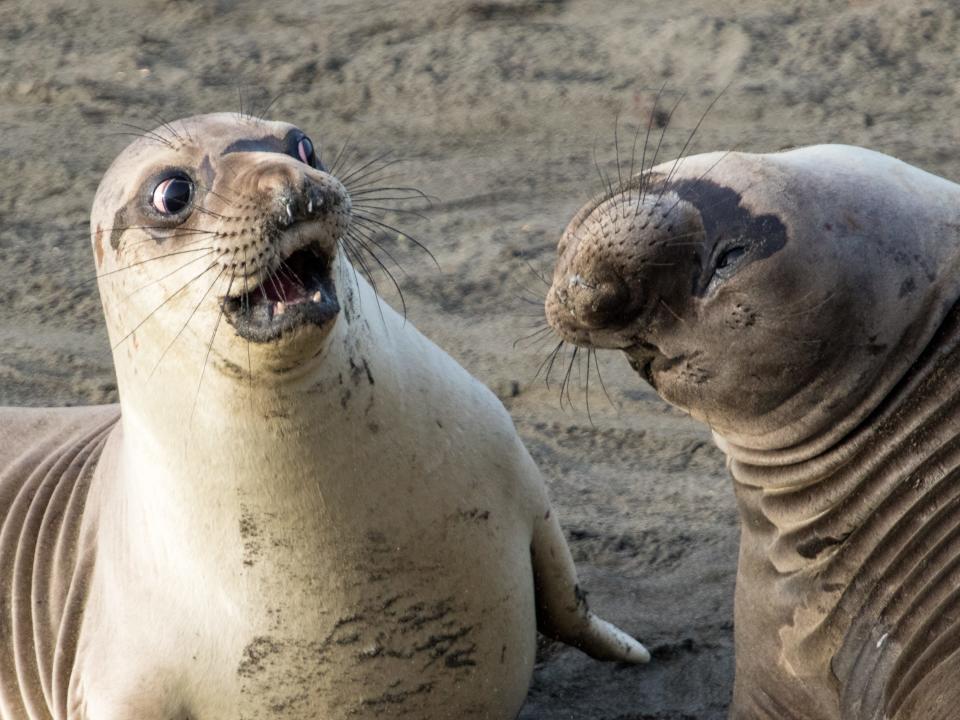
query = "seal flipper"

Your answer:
(530, 507), (651, 663)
